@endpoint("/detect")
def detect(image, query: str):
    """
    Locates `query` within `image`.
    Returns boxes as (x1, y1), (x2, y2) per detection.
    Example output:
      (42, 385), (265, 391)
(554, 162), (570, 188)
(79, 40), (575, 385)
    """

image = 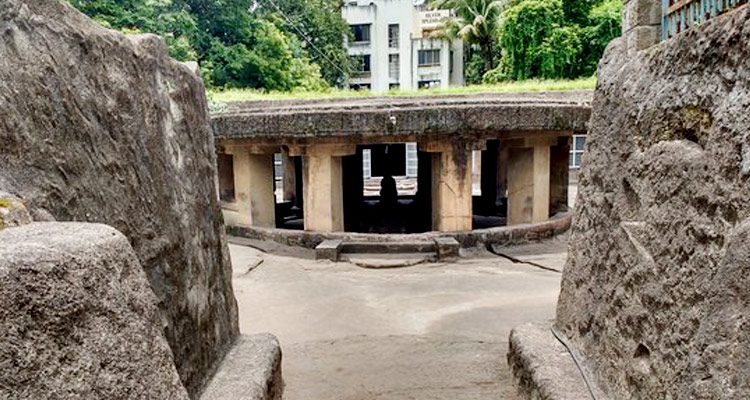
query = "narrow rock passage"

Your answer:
(229, 239), (566, 400)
